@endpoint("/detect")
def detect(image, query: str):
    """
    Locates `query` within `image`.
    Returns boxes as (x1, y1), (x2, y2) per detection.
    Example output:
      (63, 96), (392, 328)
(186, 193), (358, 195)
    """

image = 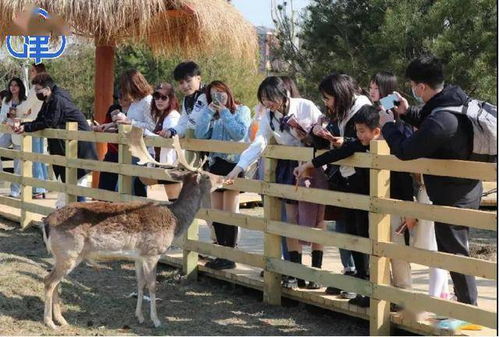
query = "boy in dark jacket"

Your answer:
(381, 55), (480, 305)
